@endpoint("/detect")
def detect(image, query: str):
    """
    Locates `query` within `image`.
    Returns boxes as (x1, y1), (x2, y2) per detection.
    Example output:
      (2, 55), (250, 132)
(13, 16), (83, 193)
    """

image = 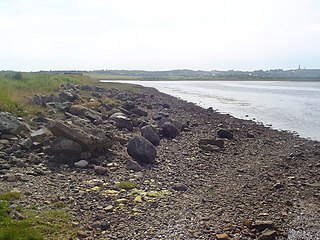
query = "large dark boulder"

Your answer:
(127, 136), (156, 164)
(217, 128), (234, 139)
(141, 125), (160, 146)
(132, 108), (148, 117)
(162, 122), (180, 138)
